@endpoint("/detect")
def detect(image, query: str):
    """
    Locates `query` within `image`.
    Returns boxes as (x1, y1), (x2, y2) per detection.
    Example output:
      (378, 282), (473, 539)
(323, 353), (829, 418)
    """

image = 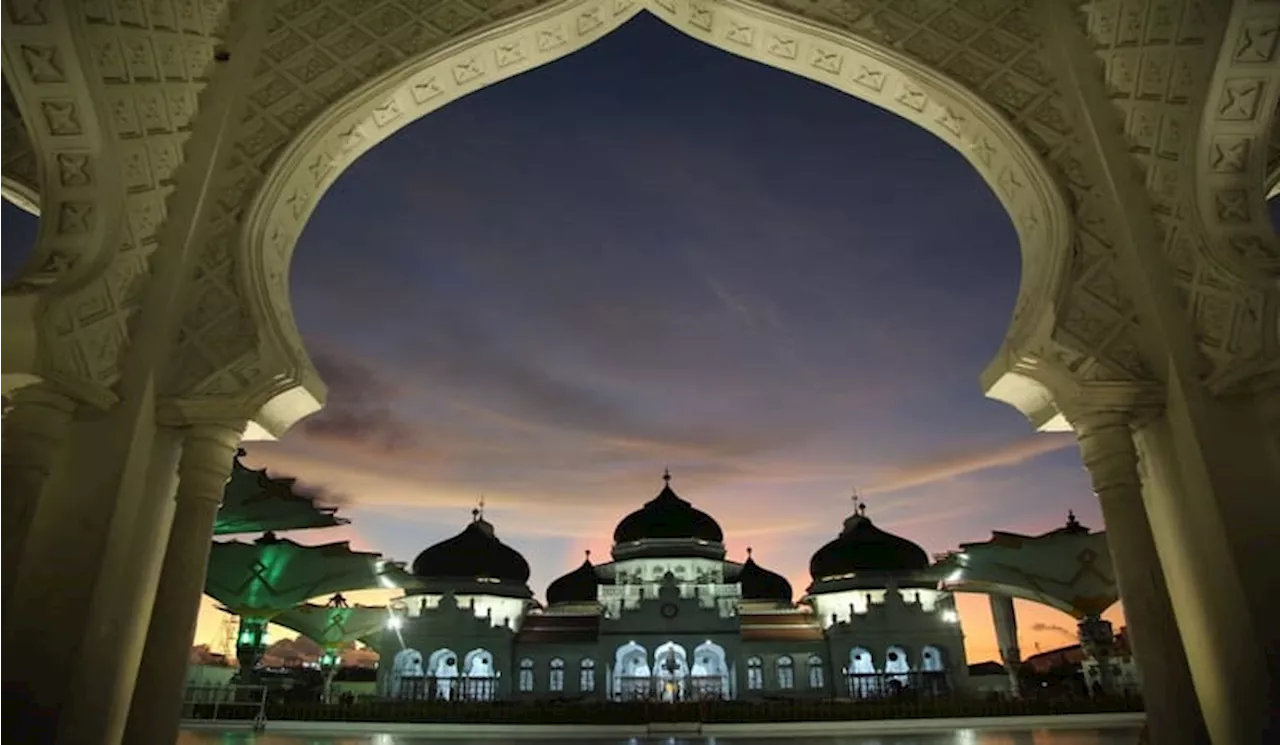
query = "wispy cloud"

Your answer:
(864, 435), (1077, 496)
